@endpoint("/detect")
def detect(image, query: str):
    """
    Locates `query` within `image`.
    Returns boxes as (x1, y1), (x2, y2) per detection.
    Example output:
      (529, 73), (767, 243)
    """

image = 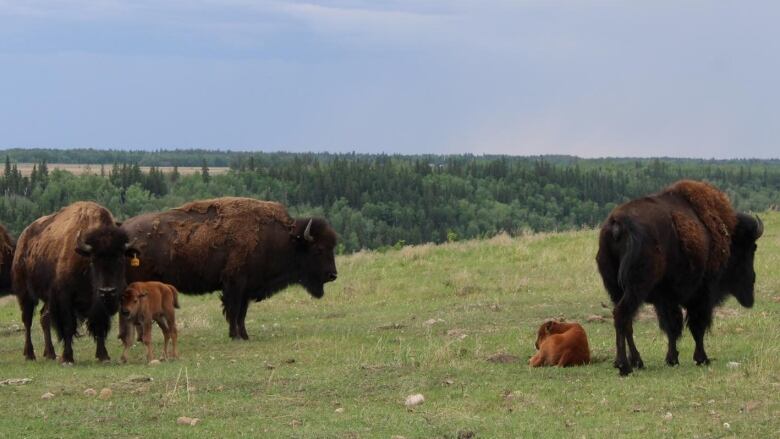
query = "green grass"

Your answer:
(1, 213), (779, 438)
